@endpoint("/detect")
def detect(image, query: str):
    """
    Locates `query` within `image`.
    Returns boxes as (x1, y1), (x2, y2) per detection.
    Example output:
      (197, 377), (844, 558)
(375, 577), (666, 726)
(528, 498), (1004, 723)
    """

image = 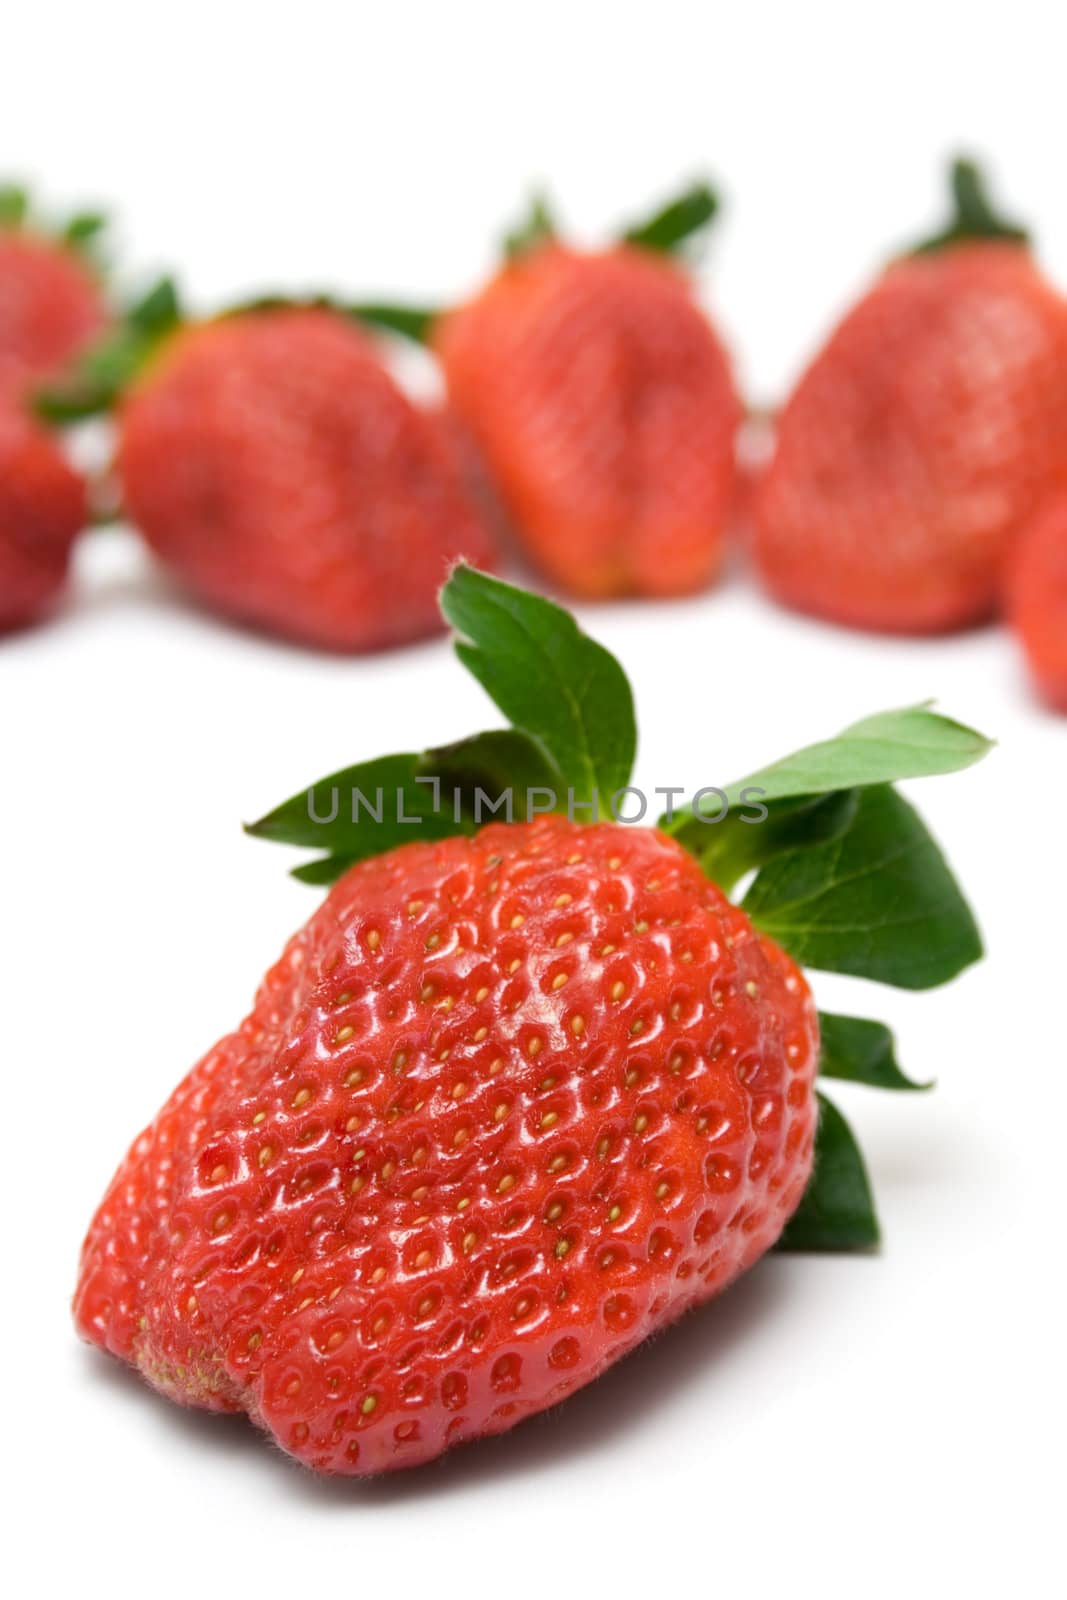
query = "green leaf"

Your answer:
(126, 276), (182, 338)
(419, 729), (564, 823)
(245, 752), (472, 859)
(503, 192), (558, 260)
(777, 1092), (880, 1251)
(348, 301), (440, 346)
(290, 854), (360, 886)
(912, 157), (1029, 255)
(35, 276), (183, 421)
(743, 784), (982, 990)
(818, 1011), (930, 1091)
(673, 790), (859, 897)
(731, 703), (991, 808)
(620, 180), (719, 255)
(440, 564), (636, 812)
(62, 210), (108, 256)
(0, 184), (30, 227)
